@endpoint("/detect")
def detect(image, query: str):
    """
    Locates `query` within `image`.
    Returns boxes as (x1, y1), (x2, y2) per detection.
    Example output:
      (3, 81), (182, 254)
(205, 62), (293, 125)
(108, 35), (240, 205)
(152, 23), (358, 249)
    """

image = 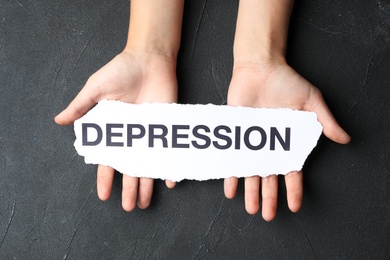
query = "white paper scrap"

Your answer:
(74, 100), (323, 182)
